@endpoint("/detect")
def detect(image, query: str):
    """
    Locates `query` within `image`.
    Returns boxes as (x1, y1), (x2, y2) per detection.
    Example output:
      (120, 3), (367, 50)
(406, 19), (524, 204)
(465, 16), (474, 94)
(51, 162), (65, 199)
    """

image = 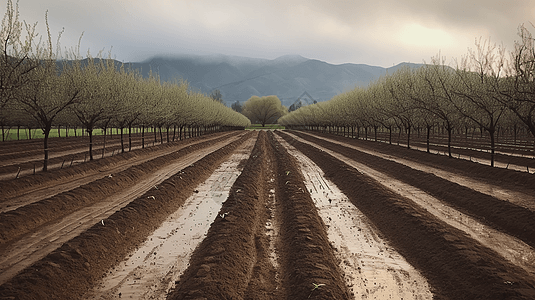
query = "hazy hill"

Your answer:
(126, 54), (421, 107)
